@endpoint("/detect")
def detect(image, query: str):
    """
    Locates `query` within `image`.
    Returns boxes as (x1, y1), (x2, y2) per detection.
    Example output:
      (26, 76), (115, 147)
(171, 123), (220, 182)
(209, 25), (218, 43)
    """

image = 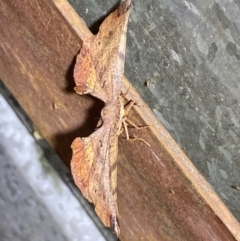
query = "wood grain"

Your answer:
(0, 0), (240, 240)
